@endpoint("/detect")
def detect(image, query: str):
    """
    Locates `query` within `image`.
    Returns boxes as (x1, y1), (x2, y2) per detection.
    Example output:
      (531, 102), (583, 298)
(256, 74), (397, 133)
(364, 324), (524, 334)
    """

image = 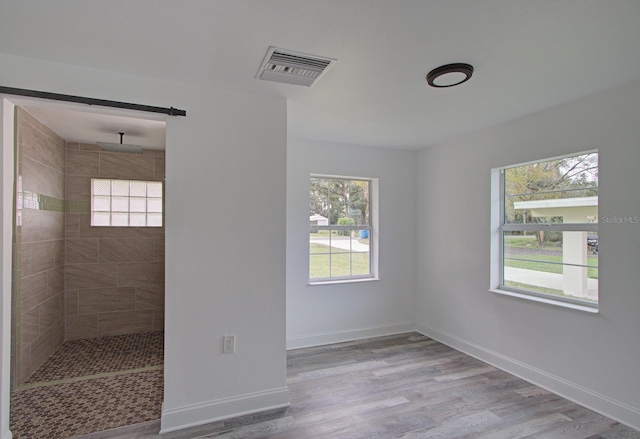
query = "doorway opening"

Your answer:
(4, 97), (167, 438)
